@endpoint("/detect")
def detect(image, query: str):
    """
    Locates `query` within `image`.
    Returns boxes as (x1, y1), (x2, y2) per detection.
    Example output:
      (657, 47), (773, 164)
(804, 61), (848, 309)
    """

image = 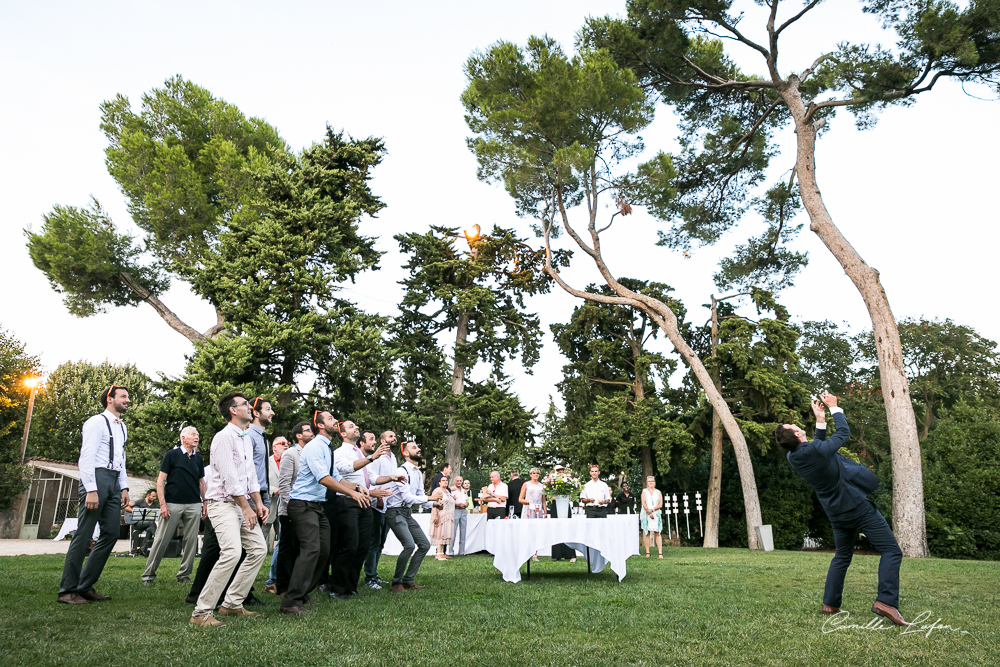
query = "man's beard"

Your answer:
(410, 454), (424, 465)
(361, 442), (376, 456)
(259, 416), (272, 428)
